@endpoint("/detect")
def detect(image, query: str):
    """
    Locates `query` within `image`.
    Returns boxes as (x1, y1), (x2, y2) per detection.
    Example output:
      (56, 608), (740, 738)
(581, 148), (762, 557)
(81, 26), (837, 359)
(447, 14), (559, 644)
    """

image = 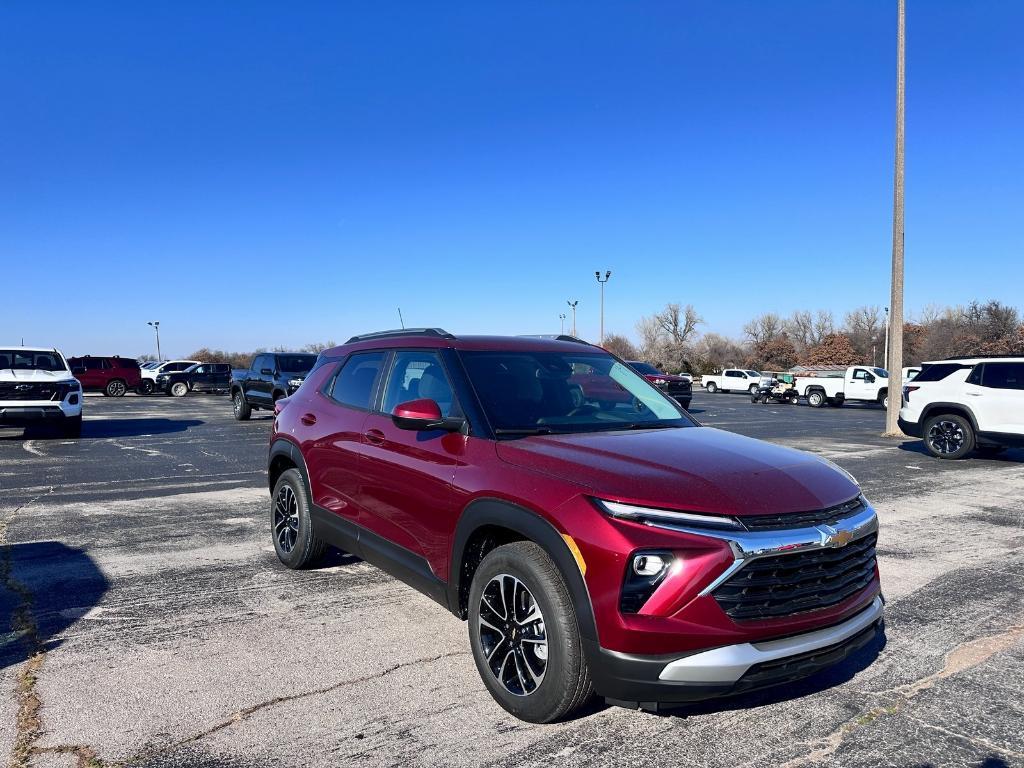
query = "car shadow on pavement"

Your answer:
(897, 440), (1023, 463)
(646, 626), (887, 718)
(12, 418), (206, 440)
(1, 541), (109, 670)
